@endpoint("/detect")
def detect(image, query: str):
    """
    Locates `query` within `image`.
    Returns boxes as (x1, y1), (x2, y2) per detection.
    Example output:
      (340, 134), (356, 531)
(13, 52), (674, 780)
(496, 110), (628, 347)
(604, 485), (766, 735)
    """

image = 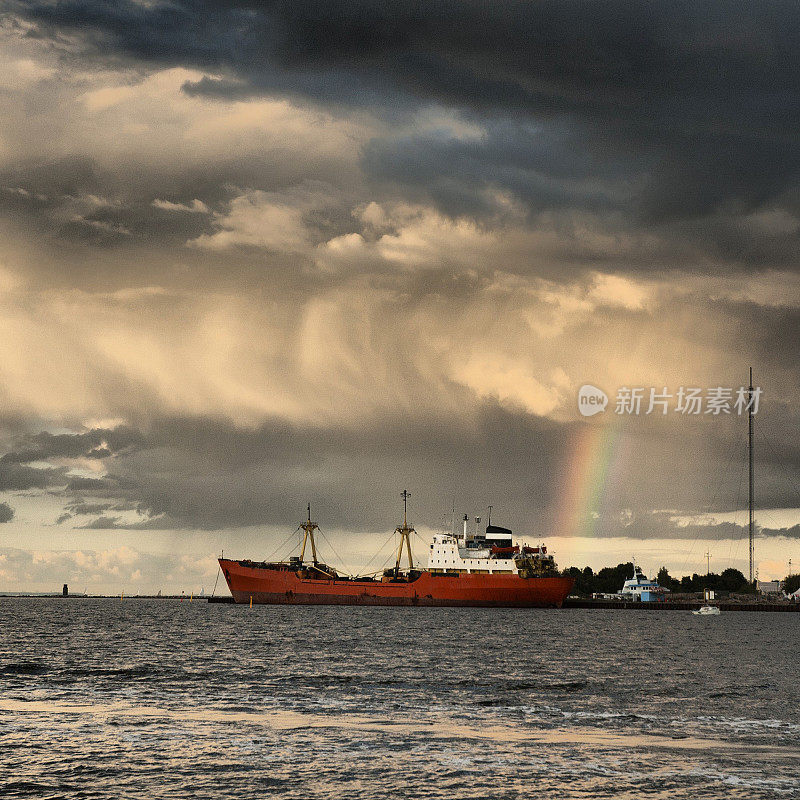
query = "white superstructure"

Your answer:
(426, 514), (556, 575)
(620, 565), (667, 601)
(427, 534), (519, 574)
